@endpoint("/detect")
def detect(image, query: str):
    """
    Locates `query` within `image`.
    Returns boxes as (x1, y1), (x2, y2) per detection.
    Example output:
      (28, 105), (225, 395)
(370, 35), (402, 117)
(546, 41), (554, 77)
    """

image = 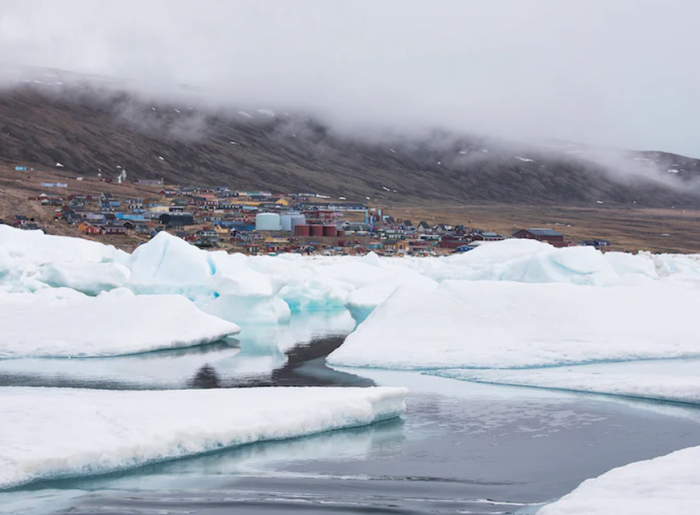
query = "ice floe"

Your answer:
(0, 293), (240, 358)
(344, 271), (438, 323)
(0, 386), (408, 490)
(328, 281), (700, 369)
(539, 445), (700, 515)
(36, 262), (131, 295)
(1, 227), (699, 334)
(431, 360), (700, 405)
